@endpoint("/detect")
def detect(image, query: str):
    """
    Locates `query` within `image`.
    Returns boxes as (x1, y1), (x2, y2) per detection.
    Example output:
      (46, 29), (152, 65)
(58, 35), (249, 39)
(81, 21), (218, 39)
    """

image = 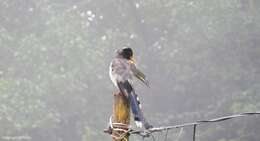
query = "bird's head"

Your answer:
(117, 47), (135, 63)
